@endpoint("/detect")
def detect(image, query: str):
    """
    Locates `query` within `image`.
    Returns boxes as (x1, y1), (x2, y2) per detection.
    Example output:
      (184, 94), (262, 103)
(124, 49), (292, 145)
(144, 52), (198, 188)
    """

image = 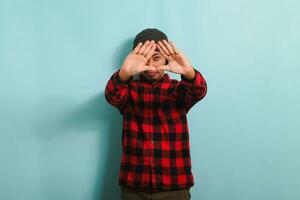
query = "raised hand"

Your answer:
(120, 40), (157, 78)
(156, 40), (195, 77)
